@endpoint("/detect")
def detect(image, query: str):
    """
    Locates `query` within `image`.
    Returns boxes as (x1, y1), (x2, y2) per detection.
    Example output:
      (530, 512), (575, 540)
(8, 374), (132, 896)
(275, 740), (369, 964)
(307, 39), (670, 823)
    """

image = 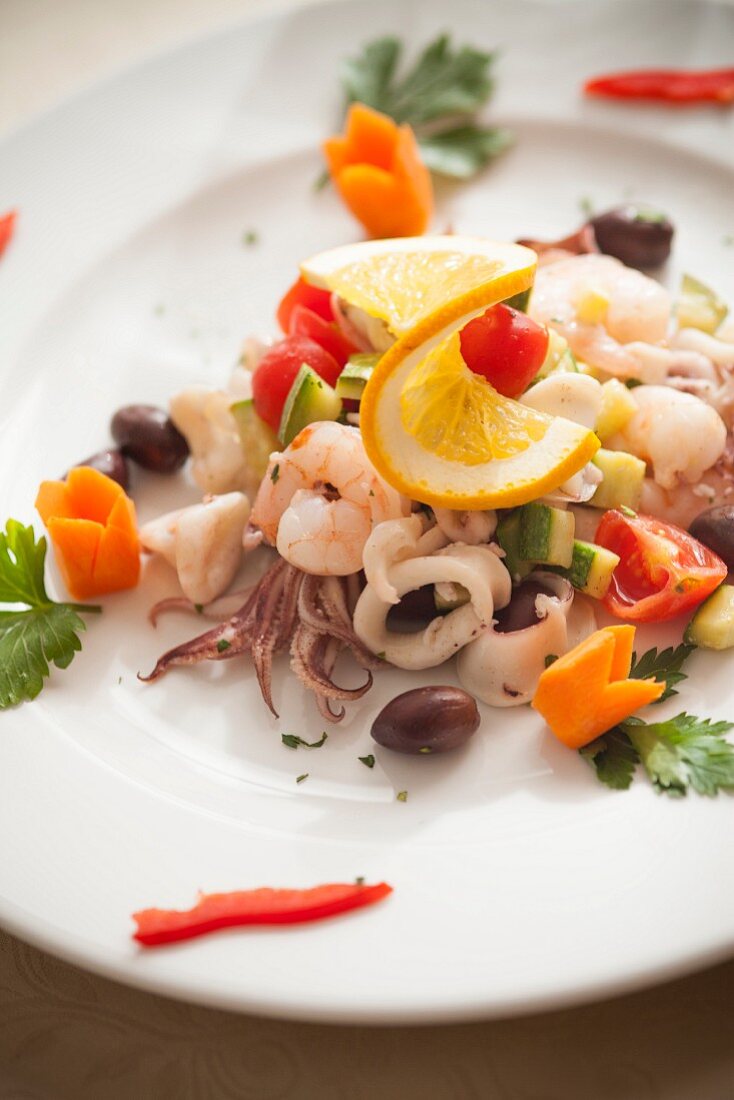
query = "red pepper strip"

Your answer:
(0, 210), (17, 257)
(132, 882), (393, 946)
(584, 69), (734, 105)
